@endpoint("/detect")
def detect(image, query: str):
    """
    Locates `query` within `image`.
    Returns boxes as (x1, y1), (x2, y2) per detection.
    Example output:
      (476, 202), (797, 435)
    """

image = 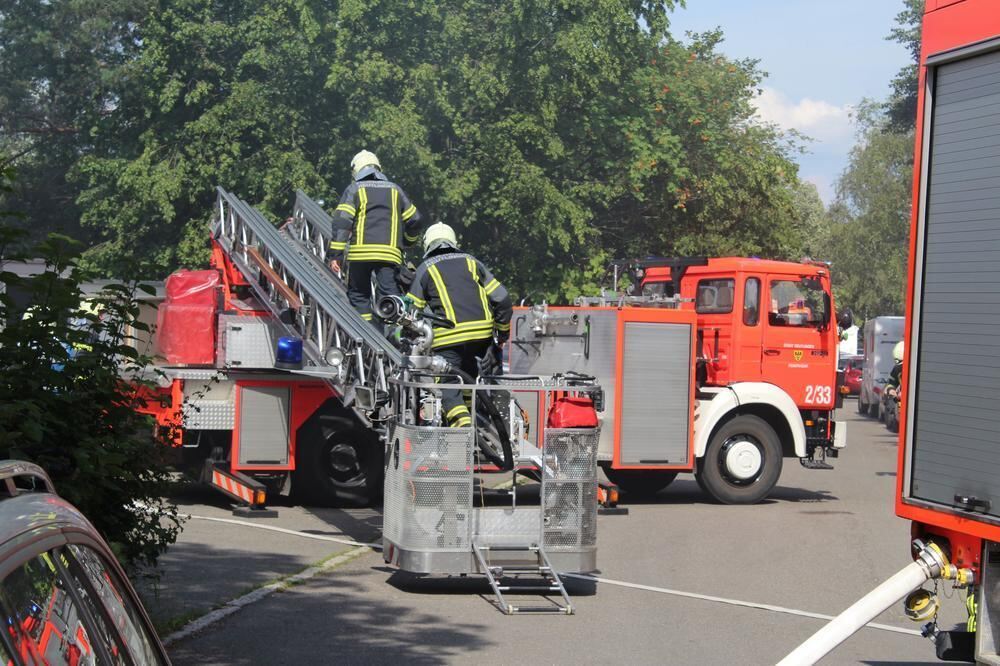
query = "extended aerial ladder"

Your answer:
(212, 187), (403, 420)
